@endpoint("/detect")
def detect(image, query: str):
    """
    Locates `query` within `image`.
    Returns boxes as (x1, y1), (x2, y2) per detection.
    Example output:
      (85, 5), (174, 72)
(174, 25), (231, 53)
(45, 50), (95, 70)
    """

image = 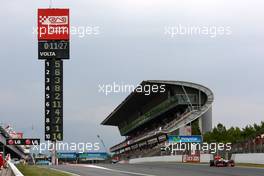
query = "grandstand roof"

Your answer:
(101, 80), (214, 126)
